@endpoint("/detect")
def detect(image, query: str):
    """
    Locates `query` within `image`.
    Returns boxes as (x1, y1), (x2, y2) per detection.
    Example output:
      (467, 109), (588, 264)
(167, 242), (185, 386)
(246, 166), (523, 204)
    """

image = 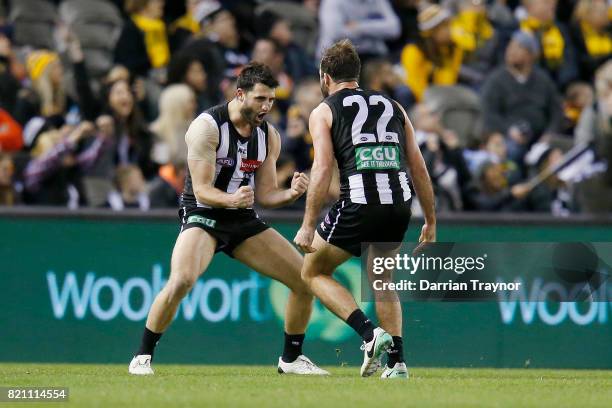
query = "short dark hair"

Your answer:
(320, 39), (361, 82)
(236, 62), (279, 91)
(167, 52), (204, 85)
